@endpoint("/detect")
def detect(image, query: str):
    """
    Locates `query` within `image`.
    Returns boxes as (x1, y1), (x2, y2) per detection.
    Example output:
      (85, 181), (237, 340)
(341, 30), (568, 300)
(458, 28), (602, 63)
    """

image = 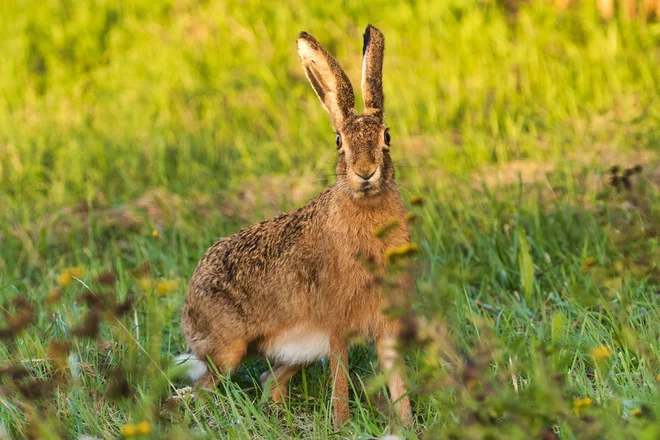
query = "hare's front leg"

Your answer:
(196, 339), (248, 389)
(376, 335), (412, 424)
(329, 335), (350, 429)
